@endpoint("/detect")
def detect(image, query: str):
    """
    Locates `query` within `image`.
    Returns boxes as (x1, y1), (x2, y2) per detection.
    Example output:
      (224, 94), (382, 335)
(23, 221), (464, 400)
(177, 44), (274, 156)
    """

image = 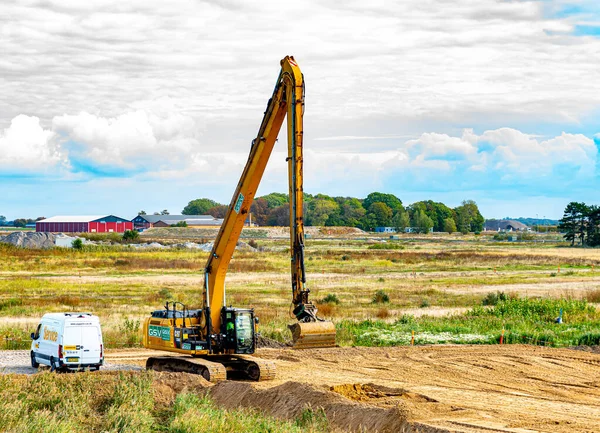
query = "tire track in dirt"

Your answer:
(2, 345), (599, 432)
